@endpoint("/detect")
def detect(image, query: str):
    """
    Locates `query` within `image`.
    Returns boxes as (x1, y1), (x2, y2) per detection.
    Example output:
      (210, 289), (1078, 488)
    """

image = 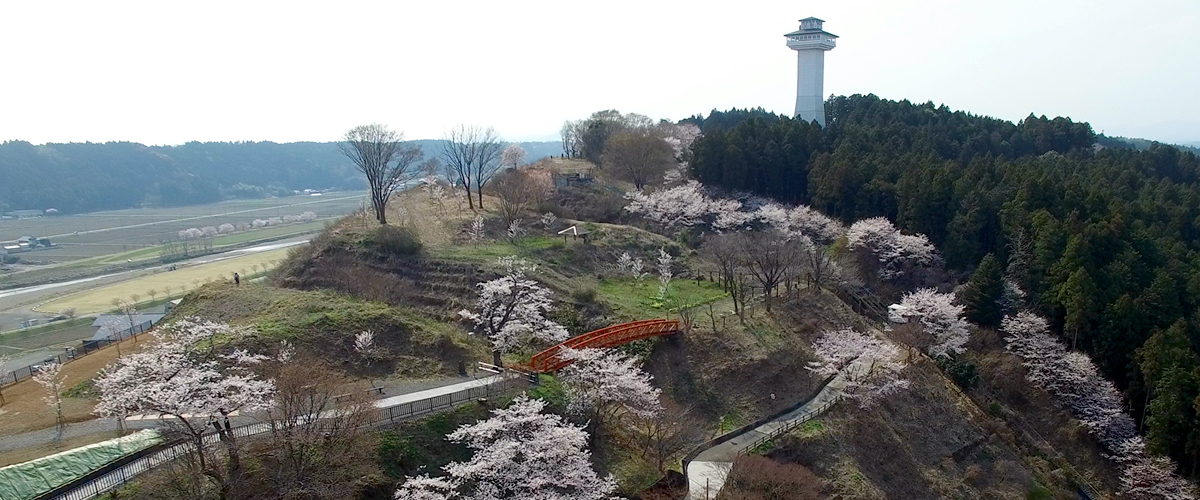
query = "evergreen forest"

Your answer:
(688, 94), (1200, 476)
